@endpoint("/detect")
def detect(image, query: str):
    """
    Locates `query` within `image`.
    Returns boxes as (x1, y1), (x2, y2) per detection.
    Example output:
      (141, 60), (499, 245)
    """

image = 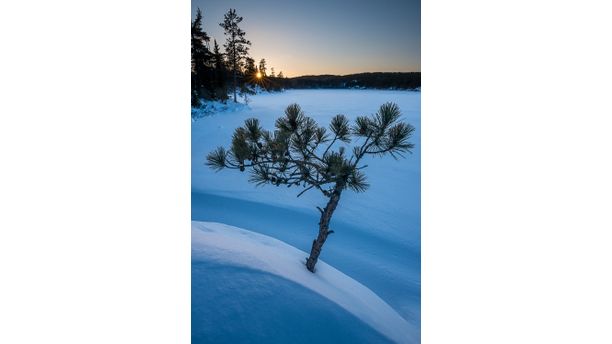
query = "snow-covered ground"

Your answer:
(192, 221), (419, 343)
(192, 89), (420, 340)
